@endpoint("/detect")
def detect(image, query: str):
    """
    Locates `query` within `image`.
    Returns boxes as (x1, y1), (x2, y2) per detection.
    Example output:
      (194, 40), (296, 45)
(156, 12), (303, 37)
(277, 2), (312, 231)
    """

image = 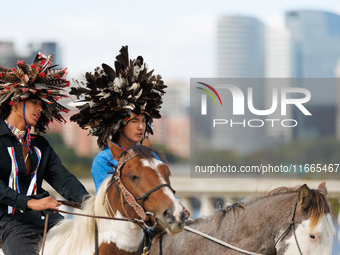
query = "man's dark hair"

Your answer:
(0, 95), (49, 133)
